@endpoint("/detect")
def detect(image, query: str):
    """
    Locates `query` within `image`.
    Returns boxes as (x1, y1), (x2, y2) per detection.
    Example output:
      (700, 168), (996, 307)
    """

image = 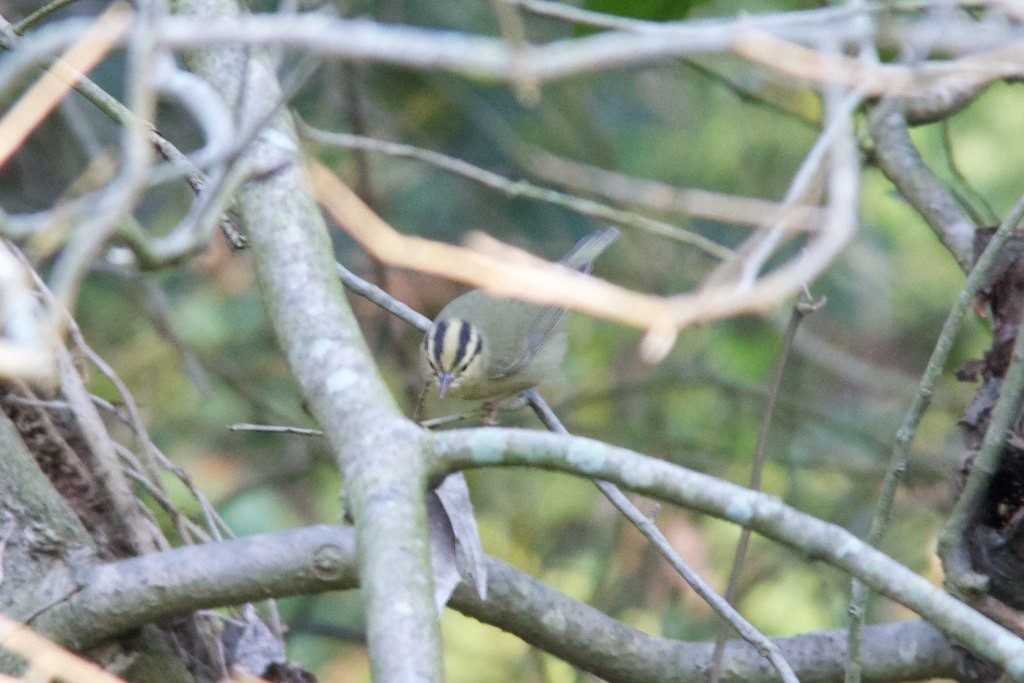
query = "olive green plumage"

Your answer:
(421, 228), (619, 401)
